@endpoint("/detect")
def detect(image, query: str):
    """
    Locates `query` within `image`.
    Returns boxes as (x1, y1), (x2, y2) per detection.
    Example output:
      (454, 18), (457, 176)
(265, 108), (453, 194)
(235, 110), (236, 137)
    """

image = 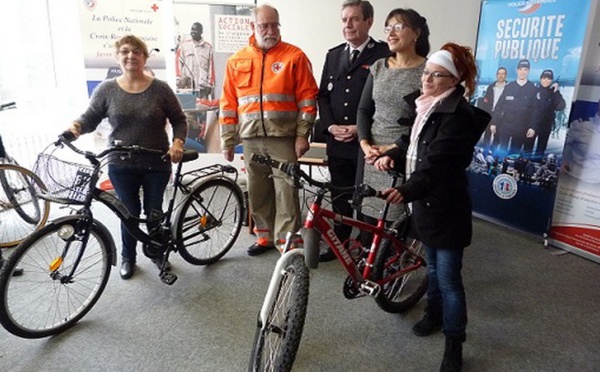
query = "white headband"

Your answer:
(427, 50), (459, 78)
